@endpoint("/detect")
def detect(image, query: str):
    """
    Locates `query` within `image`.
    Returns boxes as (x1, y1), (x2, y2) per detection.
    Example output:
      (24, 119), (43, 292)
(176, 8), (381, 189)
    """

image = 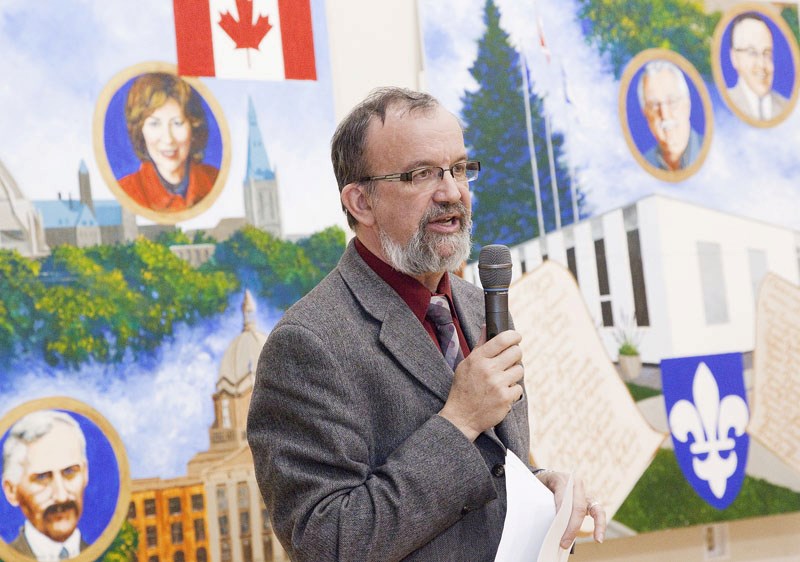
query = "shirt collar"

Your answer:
(737, 79), (772, 119)
(24, 519), (82, 561)
(354, 237), (455, 321)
